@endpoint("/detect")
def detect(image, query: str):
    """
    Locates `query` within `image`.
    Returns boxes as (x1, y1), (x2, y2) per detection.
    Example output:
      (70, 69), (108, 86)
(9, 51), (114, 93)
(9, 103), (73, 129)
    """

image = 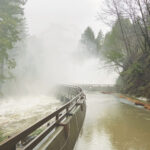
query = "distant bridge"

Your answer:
(76, 84), (116, 92)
